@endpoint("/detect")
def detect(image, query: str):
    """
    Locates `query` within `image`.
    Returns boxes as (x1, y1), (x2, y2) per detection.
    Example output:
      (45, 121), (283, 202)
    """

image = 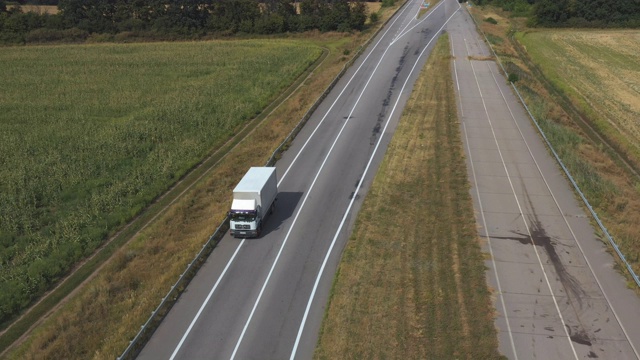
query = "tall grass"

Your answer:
(0, 40), (321, 326)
